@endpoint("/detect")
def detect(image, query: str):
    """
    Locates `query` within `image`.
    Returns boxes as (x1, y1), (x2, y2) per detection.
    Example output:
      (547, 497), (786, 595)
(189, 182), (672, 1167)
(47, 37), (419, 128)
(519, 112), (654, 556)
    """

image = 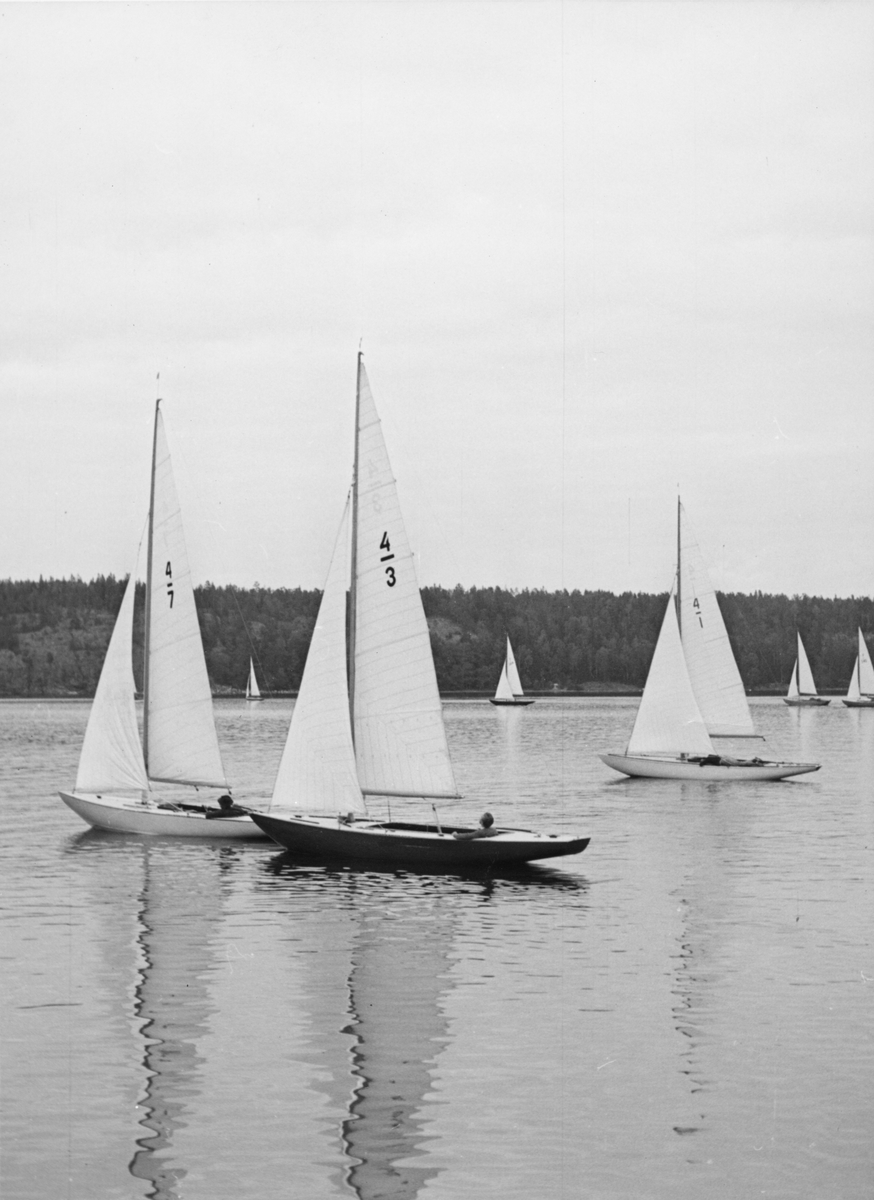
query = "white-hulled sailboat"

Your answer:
(59, 400), (266, 837)
(251, 355), (589, 865)
(784, 633), (830, 706)
(600, 501), (820, 781)
(489, 637), (535, 706)
(842, 628), (874, 708)
(245, 658), (264, 701)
